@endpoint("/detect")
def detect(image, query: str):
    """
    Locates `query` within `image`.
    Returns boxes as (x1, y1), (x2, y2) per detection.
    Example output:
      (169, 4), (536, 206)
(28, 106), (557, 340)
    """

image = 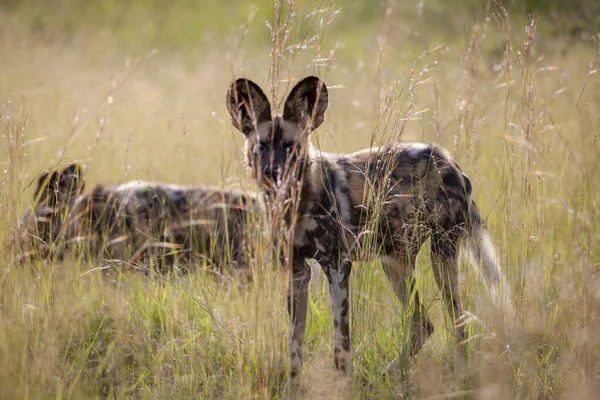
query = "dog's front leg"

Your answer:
(323, 257), (352, 374)
(287, 255), (312, 380)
